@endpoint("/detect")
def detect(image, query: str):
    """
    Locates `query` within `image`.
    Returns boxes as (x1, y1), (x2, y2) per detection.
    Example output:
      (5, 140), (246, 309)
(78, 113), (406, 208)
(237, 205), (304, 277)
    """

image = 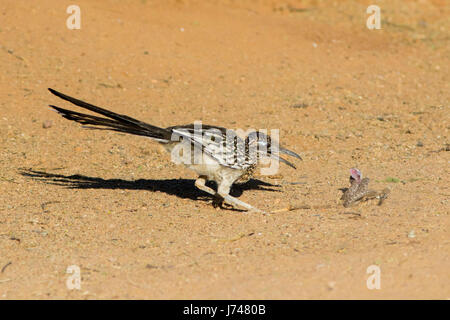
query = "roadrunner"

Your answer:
(341, 168), (389, 207)
(48, 88), (301, 213)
